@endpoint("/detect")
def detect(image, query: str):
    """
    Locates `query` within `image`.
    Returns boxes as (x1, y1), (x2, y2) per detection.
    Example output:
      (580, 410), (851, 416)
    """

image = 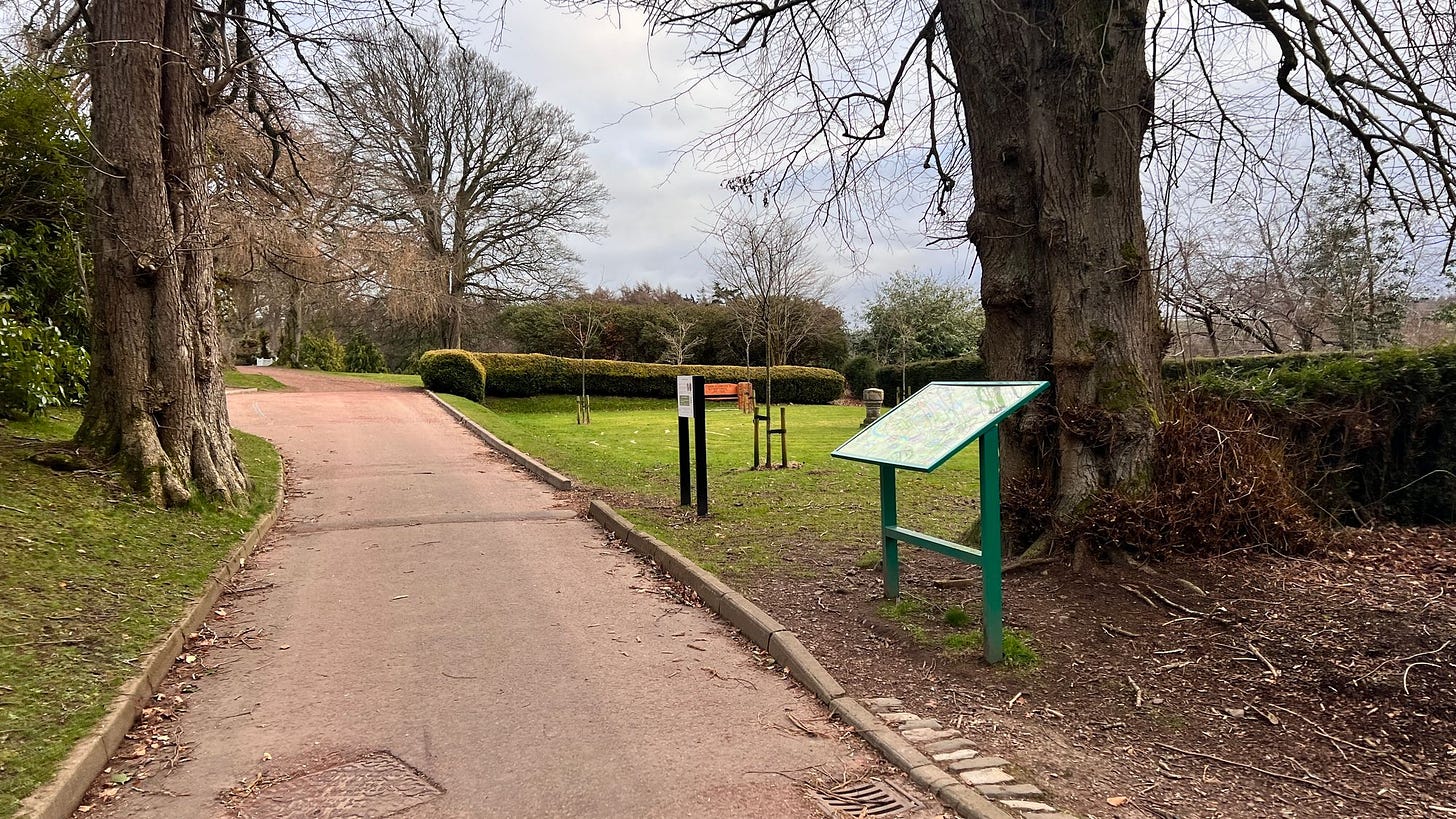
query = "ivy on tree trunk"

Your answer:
(76, 0), (249, 506)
